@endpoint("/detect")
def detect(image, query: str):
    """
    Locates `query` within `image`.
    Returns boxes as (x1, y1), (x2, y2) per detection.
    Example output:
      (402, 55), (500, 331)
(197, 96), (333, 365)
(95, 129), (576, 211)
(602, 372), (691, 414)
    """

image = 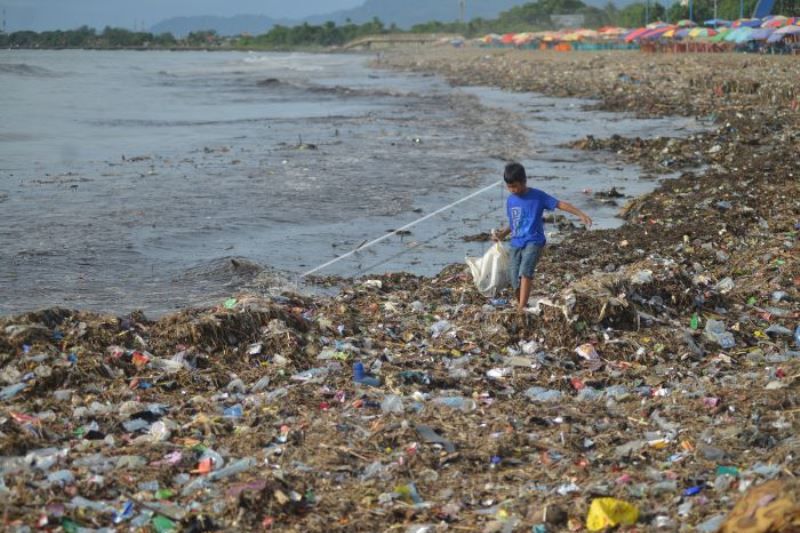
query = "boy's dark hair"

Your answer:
(503, 162), (527, 184)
